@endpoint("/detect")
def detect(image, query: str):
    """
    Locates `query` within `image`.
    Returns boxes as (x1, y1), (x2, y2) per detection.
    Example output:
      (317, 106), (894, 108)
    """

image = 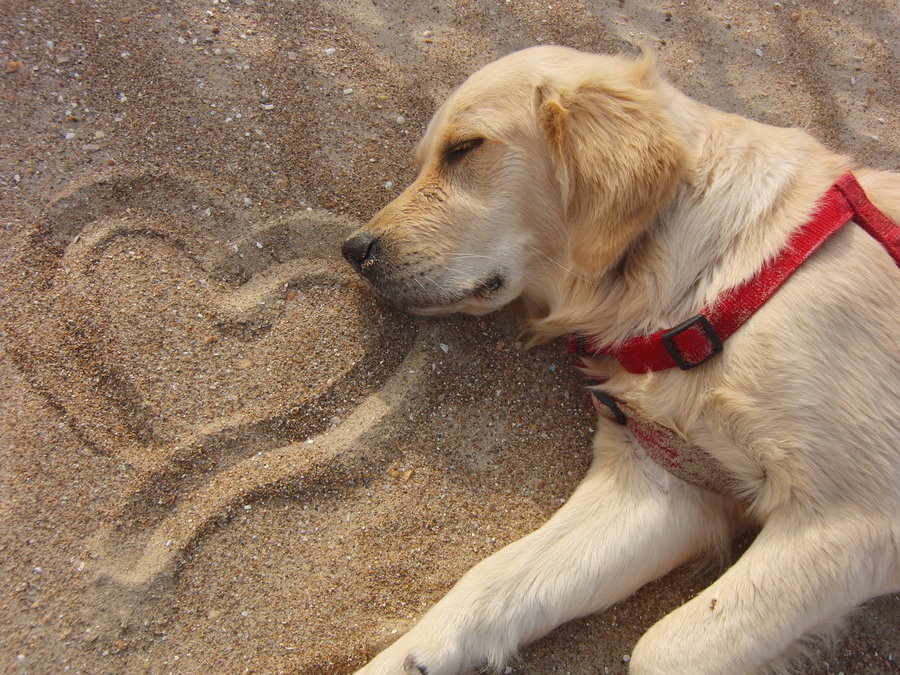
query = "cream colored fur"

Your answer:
(344, 46), (900, 674)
